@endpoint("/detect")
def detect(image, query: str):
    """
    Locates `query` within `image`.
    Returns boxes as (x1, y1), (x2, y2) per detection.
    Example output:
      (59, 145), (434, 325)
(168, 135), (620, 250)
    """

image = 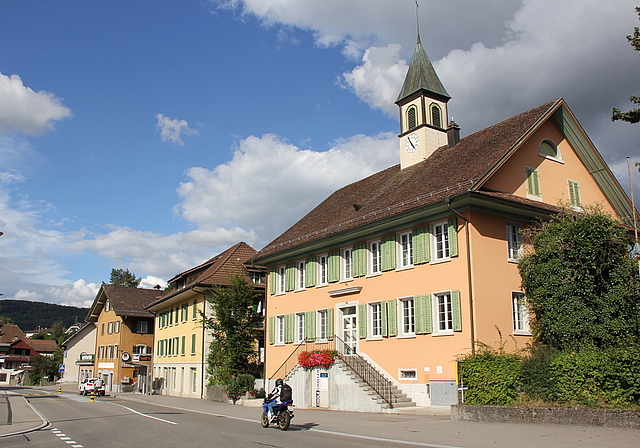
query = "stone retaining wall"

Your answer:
(451, 404), (640, 429)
